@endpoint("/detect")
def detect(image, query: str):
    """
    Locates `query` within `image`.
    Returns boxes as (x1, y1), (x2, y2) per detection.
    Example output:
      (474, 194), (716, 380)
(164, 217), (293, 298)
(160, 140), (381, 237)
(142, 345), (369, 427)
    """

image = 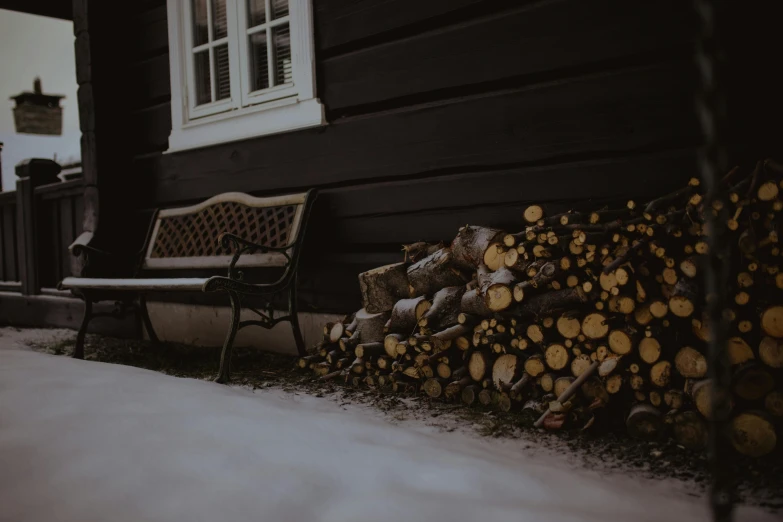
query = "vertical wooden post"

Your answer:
(15, 159), (61, 295)
(71, 0), (135, 278)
